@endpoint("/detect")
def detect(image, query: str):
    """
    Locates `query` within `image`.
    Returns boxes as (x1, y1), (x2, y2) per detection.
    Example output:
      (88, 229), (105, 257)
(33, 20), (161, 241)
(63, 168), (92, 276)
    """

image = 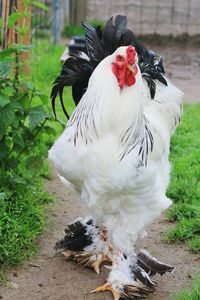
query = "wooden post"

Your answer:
(75, 0), (87, 25)
(70, 0), (87, 25)
(16, 0), (31, 75)
(1, 0), (31, 75)
(2, 0), (11, 49)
